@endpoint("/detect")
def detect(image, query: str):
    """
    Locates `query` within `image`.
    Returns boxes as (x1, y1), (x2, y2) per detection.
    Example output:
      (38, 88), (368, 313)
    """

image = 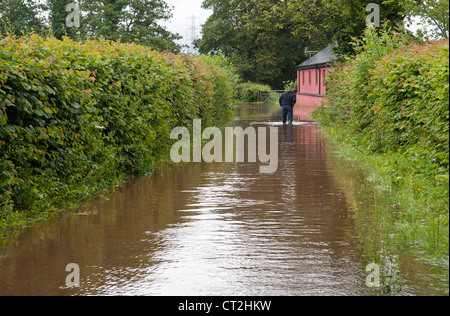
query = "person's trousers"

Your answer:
(282, 105), (294, 123)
